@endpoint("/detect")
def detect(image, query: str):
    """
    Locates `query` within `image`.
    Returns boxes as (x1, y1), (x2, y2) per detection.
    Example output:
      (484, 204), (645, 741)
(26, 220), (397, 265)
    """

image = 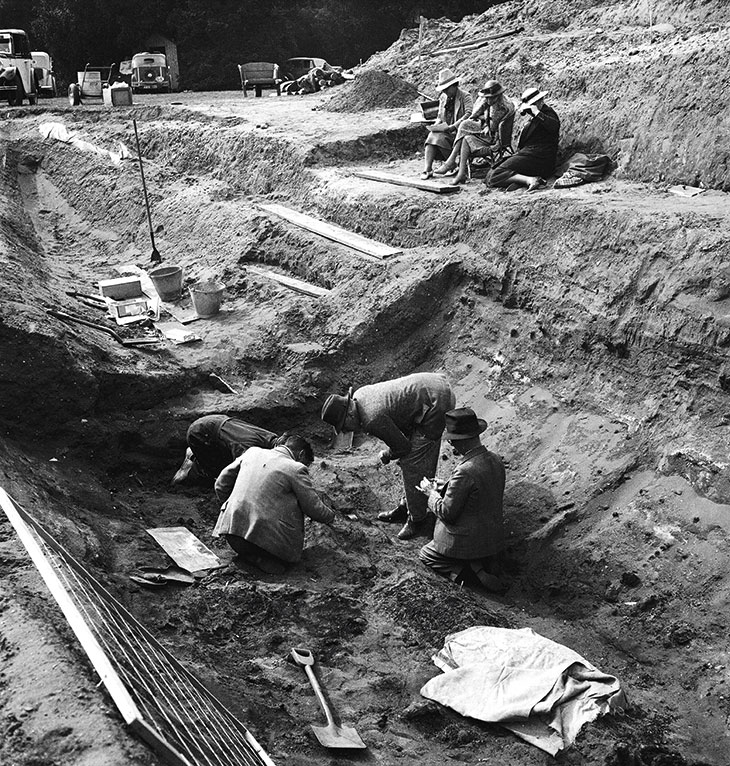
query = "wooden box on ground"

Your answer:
(102, 85), (133, 106)
(98, 276), (143, 300)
